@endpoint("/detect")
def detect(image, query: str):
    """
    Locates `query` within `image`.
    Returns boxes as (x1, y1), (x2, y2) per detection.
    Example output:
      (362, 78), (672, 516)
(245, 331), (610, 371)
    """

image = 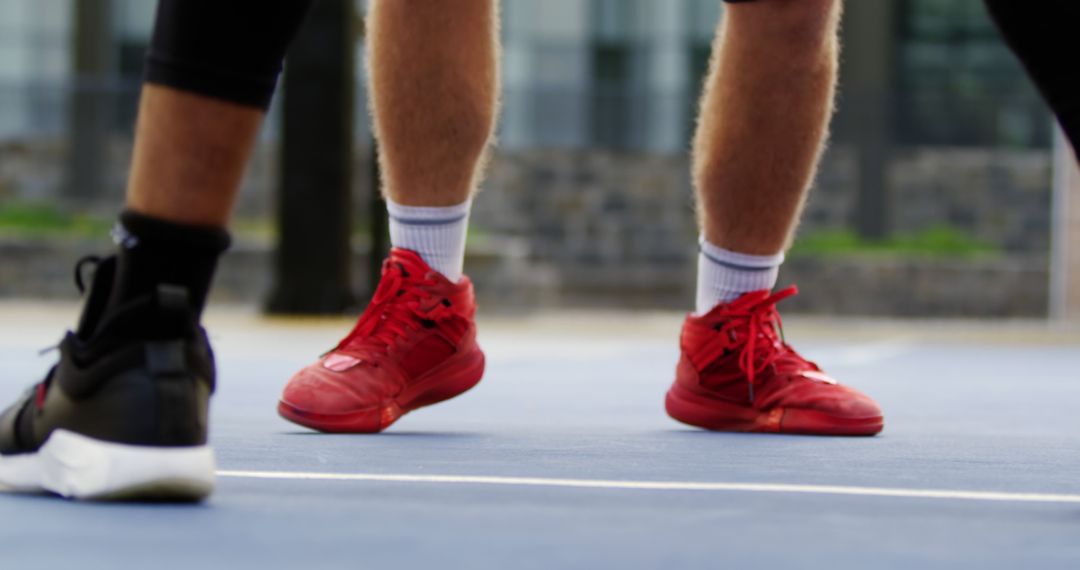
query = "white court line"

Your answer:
(825, 338), (914, 367)
(216, 470), (1080, 505)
